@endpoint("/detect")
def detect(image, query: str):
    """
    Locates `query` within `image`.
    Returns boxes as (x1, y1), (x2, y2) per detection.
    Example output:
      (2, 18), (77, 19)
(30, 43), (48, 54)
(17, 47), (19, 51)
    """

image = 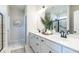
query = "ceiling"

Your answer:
(46, 5), (68, 15)
(9, 5), (26, 12)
